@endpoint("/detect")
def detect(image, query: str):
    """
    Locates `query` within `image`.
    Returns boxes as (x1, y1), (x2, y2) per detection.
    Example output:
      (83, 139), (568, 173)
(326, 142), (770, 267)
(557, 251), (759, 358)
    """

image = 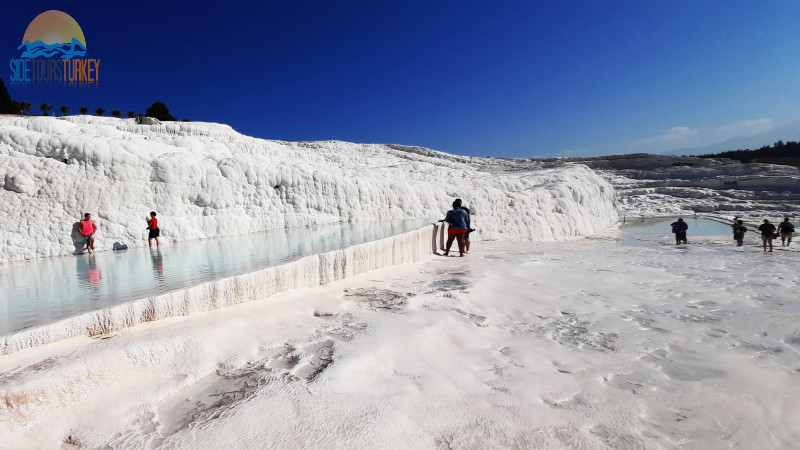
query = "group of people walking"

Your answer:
(77, 211), (160, 254)
(747, 217), (794, 252)
(670, 217), (794, 252)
